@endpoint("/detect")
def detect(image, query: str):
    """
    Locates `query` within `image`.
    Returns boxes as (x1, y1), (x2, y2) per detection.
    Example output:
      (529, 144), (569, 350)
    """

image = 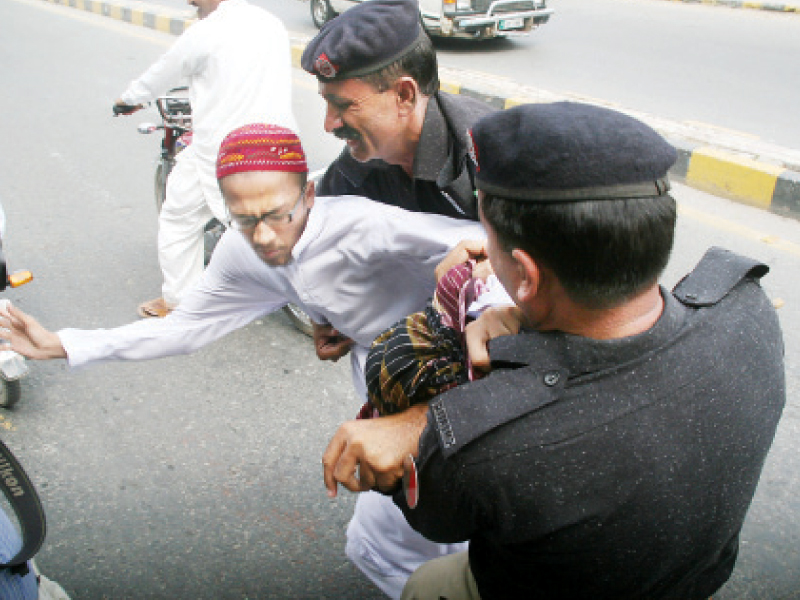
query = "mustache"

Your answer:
(333, 125), (361, 141)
